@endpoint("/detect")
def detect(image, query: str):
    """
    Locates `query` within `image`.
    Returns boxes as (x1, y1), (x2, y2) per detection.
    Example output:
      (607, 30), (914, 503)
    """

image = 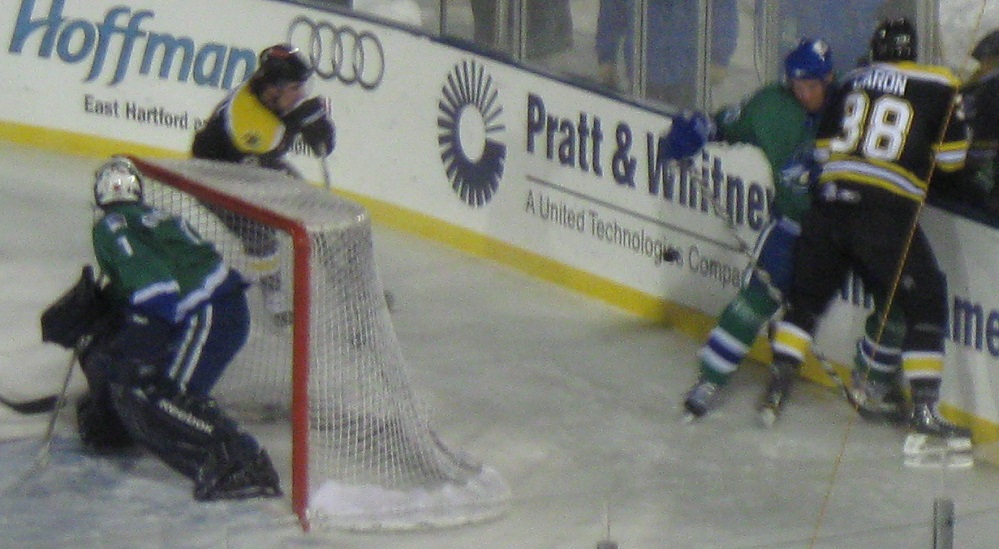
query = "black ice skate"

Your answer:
(682, 378), (719, 422)
(758, 359), (796, 428)
(849, 370), (908, 426)
(903, 401), (973, 468)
